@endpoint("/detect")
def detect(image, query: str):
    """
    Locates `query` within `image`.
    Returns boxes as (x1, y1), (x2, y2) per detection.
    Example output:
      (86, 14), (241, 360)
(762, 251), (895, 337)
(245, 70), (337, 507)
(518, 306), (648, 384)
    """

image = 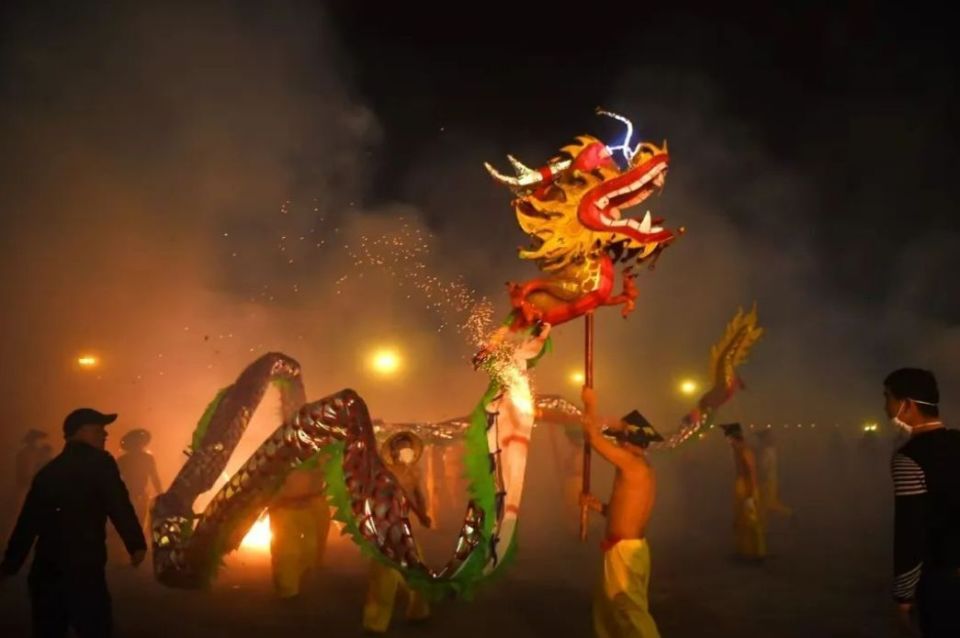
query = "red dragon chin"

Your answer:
(576, 141), (675, 247)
